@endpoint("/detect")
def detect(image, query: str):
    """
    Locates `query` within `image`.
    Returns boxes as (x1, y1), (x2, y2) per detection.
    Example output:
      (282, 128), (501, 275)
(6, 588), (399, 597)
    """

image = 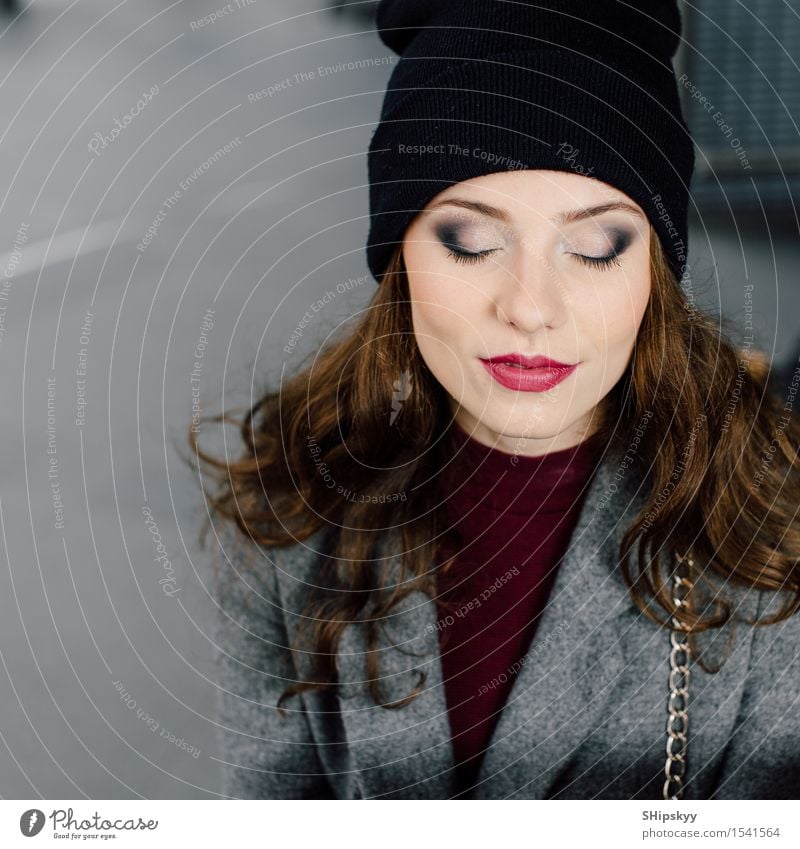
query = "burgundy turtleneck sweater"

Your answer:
(435, 421), (599, 794)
